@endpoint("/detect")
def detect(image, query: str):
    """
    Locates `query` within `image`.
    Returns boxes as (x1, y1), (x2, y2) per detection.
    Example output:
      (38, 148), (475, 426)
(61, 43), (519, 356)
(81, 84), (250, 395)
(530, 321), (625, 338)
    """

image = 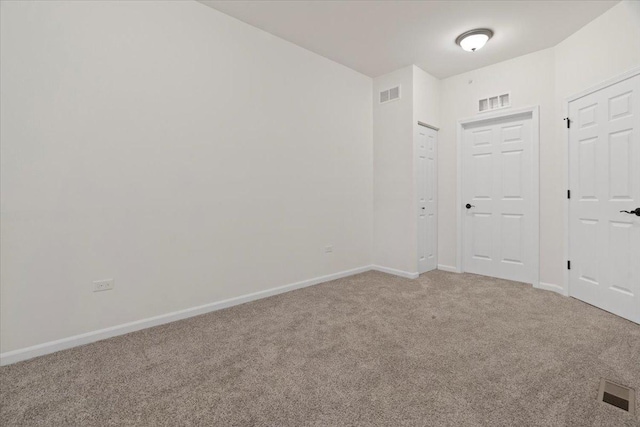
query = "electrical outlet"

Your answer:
(324, 245), (333, 253)
(93, 279), (114, 292)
